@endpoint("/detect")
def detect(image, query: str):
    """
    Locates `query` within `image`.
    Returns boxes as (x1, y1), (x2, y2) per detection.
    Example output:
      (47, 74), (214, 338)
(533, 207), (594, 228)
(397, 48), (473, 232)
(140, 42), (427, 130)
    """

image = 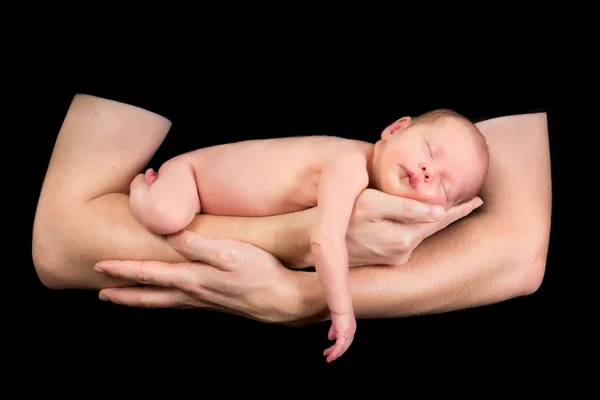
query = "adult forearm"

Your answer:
(304, 112), (552, 321)
(33, 193), (185, 289)
(33, 193), (315, 290)
(186, 207), (315, 268)
(354, 215), (546, 318)
(305, 213), (546, 320)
